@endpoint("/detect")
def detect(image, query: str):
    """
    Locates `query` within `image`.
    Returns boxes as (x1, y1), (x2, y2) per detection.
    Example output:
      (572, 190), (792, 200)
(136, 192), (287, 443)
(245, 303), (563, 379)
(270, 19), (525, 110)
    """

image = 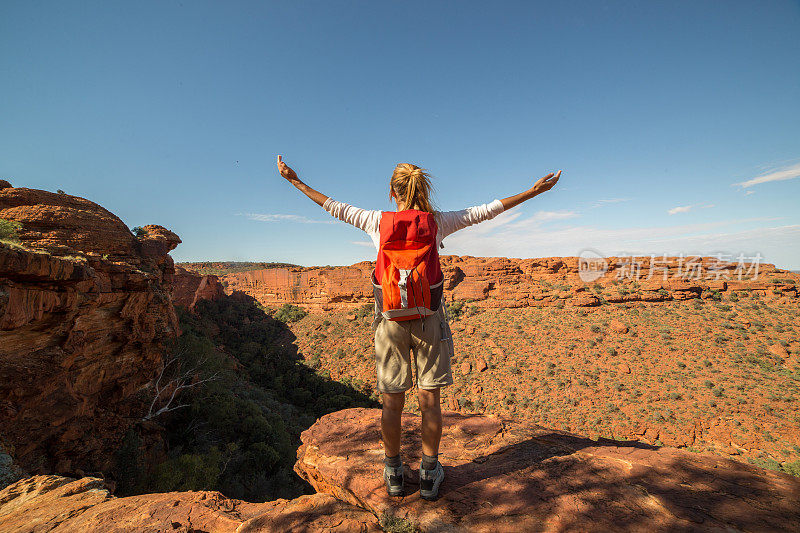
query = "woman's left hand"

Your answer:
(531, 170), (561, 195)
